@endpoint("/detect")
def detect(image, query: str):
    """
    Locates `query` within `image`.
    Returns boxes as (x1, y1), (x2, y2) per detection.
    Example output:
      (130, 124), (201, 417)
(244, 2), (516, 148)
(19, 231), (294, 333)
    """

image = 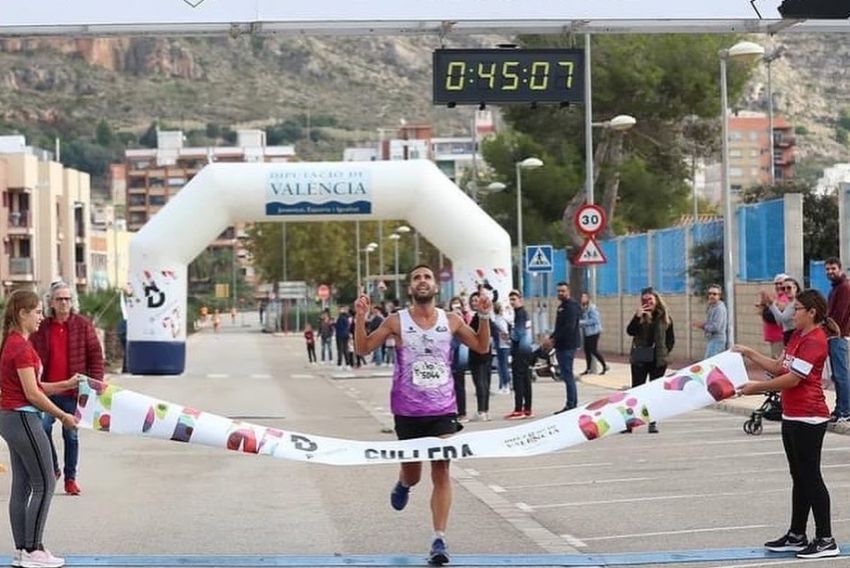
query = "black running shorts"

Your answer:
(394, 414), (461, 440)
